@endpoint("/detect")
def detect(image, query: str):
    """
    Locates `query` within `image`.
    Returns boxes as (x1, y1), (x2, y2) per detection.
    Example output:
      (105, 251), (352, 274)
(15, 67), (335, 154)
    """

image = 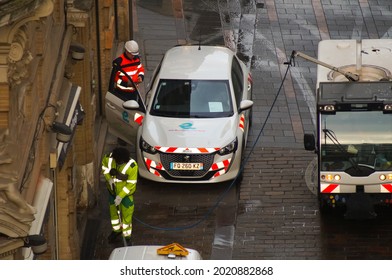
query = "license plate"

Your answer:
(170, 162), (204, 170)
